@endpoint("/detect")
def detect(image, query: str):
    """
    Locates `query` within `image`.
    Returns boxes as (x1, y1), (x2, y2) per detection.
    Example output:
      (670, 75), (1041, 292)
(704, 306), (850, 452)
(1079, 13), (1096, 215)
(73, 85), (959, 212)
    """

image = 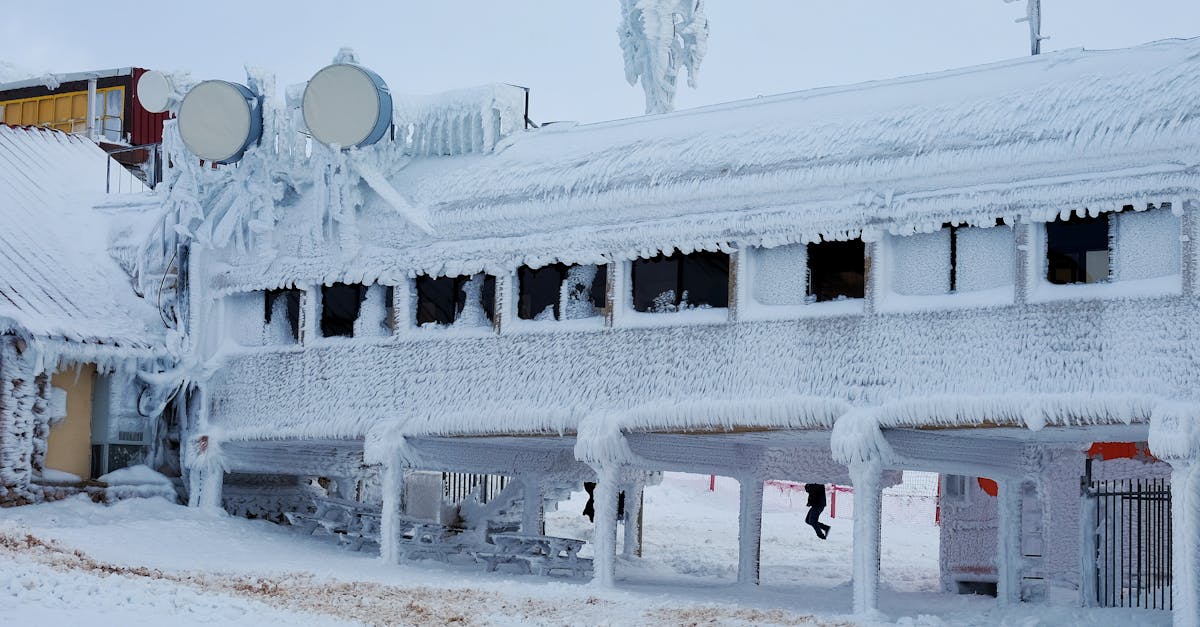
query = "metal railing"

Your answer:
(1086, 475), (1172, 610)
(442, 472), (509, 505)
(105, 143), (162, 193)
